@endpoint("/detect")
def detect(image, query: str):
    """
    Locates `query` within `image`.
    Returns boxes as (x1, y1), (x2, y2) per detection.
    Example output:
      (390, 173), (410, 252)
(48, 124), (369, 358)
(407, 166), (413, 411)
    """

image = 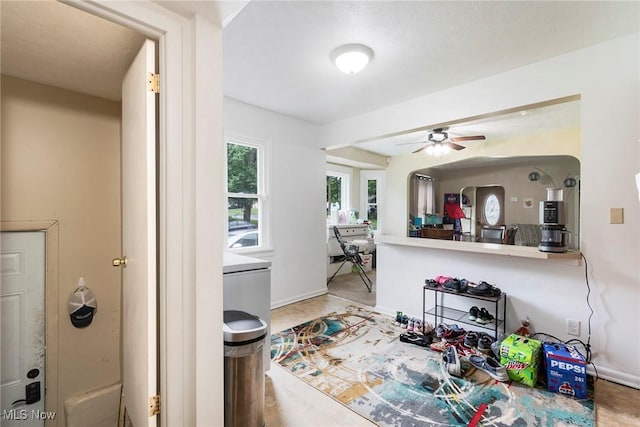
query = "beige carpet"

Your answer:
(327, 269), (376, 307)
